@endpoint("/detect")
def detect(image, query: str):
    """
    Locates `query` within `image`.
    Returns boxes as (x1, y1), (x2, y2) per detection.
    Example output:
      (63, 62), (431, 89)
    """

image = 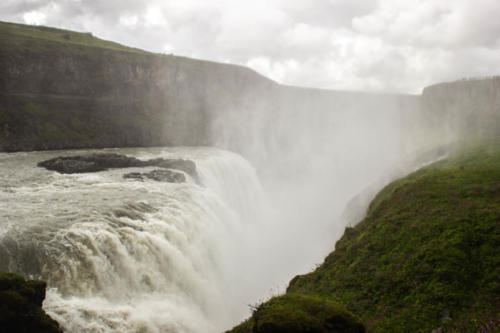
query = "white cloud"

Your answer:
(144, 6), (166, 26)
(2, 0), (500, 93)
(23, 10), (46, 25)
(247, 56), (299, 83)
(119, 14), (138, 27)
